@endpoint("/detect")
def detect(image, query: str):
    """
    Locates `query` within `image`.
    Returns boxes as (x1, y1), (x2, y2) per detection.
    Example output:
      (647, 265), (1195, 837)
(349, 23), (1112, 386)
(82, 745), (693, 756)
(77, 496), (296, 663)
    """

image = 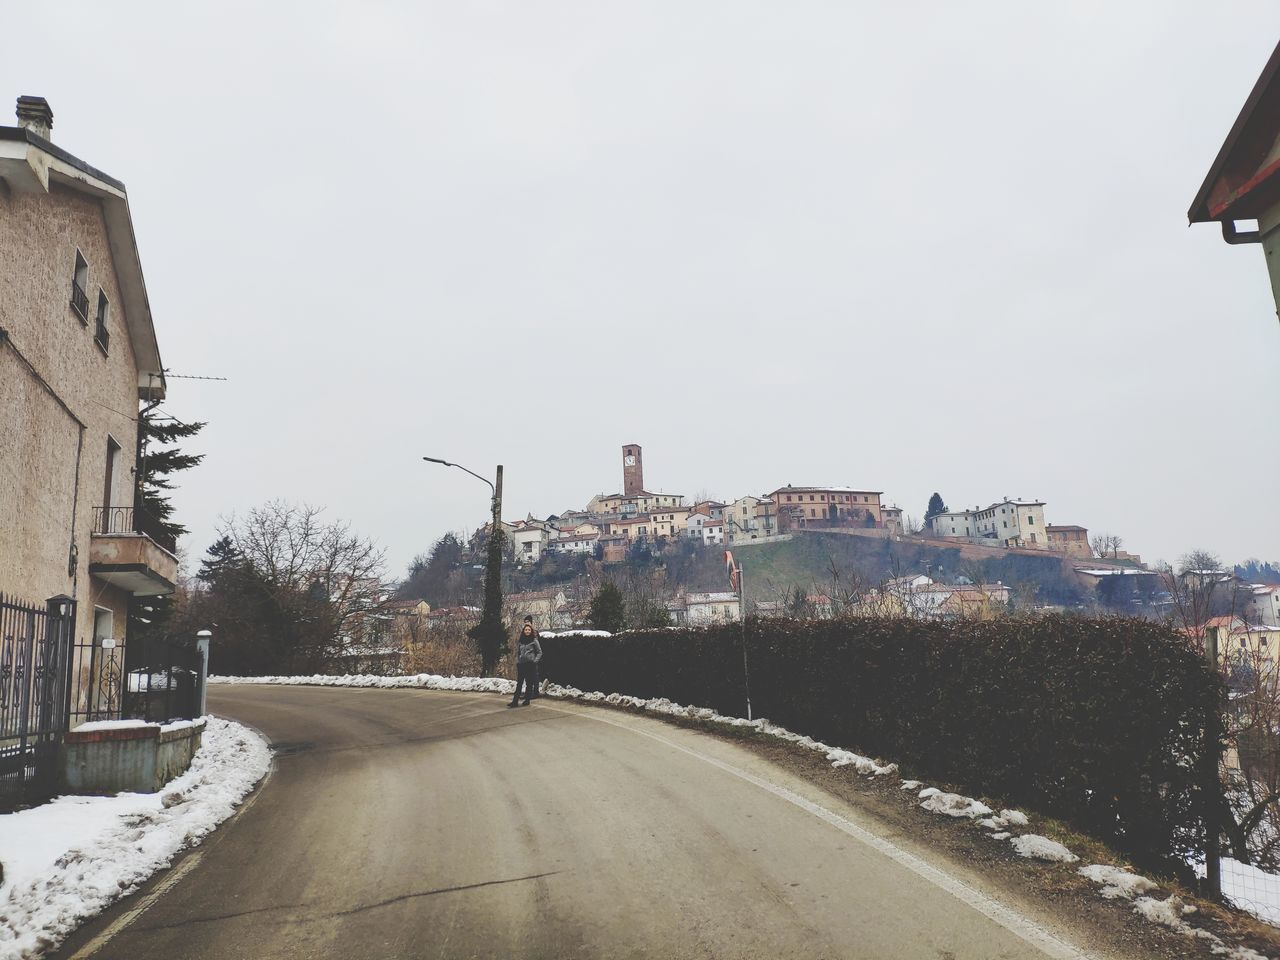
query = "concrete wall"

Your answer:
(59, 719), (206, 795)
(0, 181), (144, 653)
